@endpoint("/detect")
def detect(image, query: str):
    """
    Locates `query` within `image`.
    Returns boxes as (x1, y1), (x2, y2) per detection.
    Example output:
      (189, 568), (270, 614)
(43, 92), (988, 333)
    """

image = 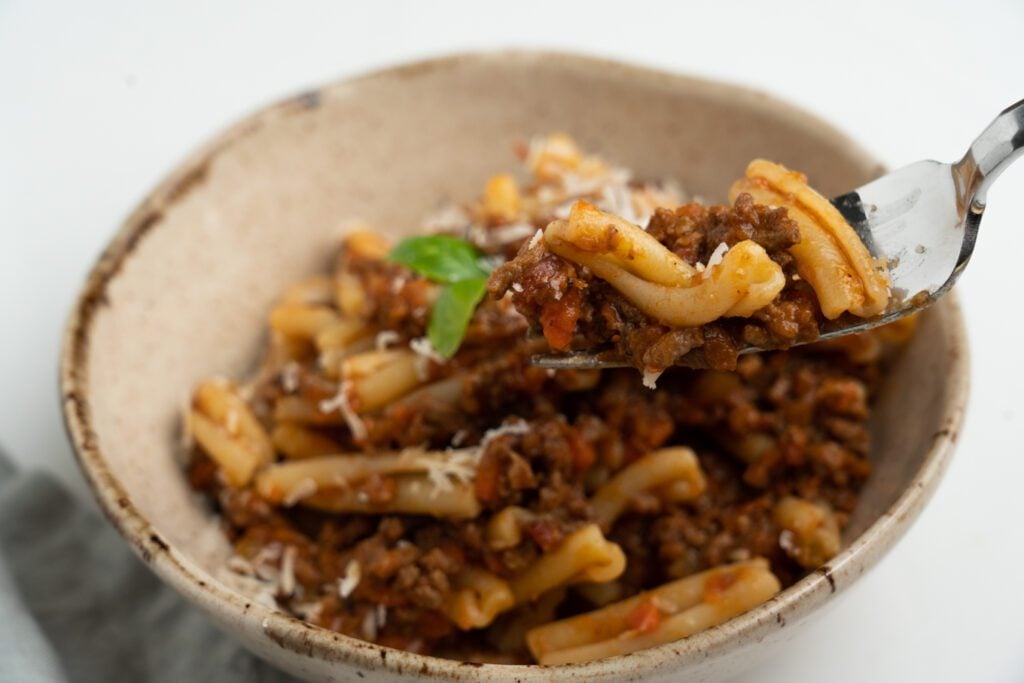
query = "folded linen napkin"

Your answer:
(0, 450), (294, 683)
